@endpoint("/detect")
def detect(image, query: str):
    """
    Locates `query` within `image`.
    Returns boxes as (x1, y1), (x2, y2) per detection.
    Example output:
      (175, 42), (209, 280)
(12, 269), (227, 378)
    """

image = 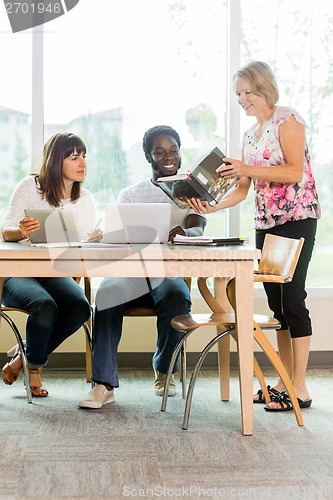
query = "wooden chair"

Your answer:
(84, 278), (191, 394)
(161, 234), (305, 429)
